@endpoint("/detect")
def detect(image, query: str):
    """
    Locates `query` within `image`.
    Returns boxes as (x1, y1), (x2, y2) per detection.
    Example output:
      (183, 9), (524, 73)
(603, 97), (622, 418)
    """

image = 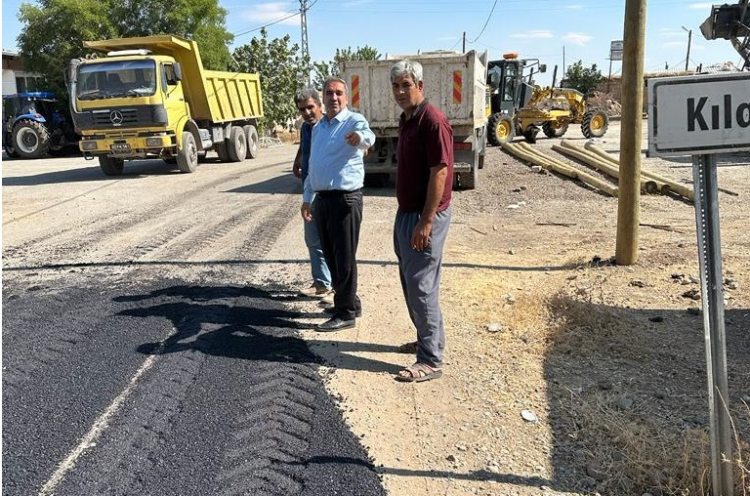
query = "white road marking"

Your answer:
(37, 352), (161, 496)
